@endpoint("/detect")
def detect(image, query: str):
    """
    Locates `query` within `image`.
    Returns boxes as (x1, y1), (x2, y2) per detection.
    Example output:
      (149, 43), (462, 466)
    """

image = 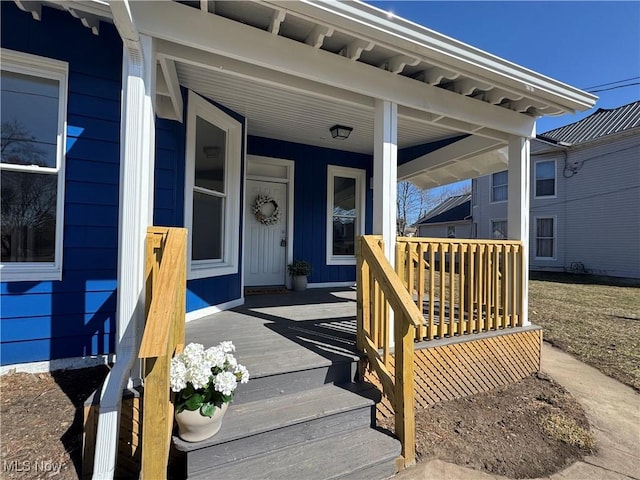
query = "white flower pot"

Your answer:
(292, 275), (308, 291)
(175, 402), (228, 442)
